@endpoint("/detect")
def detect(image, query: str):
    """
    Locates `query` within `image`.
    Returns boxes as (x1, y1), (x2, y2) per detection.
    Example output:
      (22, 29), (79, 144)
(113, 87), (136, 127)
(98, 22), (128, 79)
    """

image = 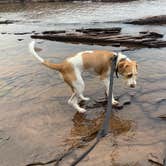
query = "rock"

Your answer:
(0, 130), (10, 145)
(139, 31), (164, 38)
(0, 20), (19, 24)
(158, 114), (166, 120)
(124, 15), (166, 25)
(76, 27), (121, 35)
(17, 39), (24, 41)
(31, 28), (166, 48)
(148, 152), (165, 166)
(14, 32), (32, 35)
(42, 30), (66, 35)
(112, 43), (121, 47)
